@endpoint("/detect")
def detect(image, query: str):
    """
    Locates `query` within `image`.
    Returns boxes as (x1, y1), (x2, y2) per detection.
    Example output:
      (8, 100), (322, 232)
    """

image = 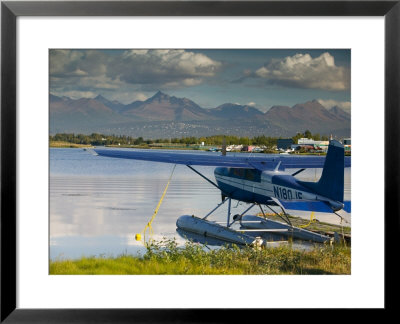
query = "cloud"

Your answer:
(50, 50), (108, 78)
(50, 49), (222, 96)
(248, 52), (350, 91)
(108, 92), (149, 104)
(109, 49), (221, 88)
(317, 99), (351, 113)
